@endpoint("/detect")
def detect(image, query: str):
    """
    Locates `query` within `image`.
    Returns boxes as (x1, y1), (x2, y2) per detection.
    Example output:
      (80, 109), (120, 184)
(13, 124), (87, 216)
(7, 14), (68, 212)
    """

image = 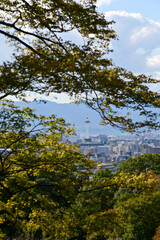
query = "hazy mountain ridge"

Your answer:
(14, 100), (160, 136)
(14, 101), (121, 136)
